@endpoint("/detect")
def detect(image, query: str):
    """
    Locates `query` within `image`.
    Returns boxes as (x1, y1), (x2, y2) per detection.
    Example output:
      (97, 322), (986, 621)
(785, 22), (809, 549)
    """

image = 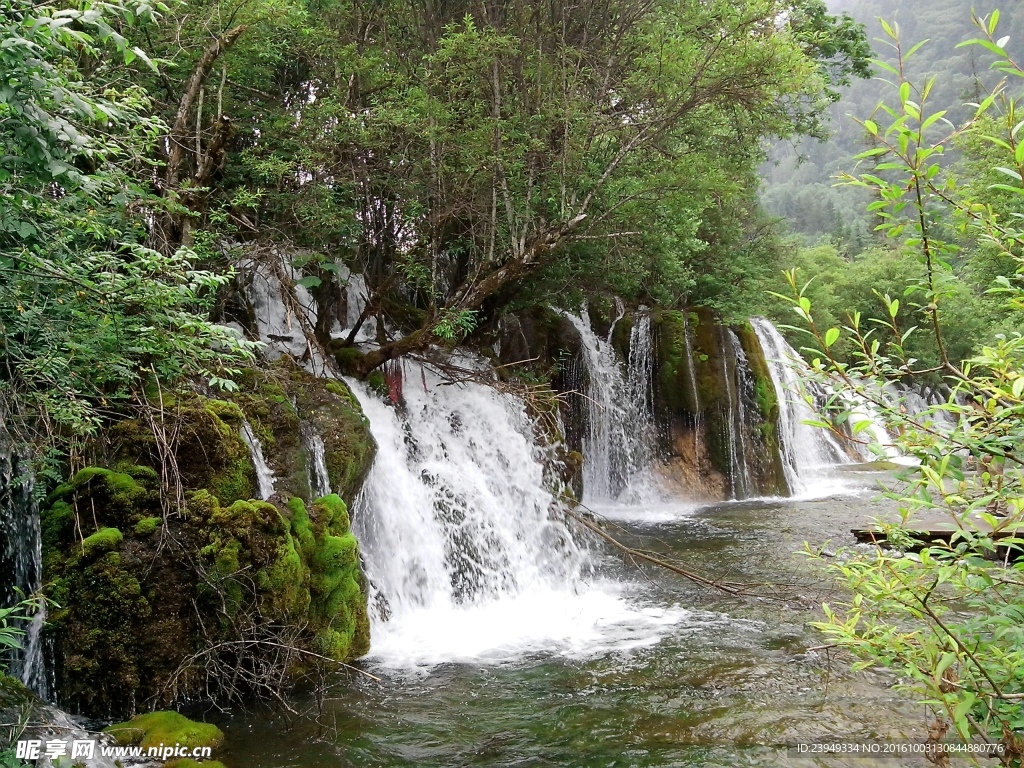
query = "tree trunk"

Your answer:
(353, 213), (587, 376)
